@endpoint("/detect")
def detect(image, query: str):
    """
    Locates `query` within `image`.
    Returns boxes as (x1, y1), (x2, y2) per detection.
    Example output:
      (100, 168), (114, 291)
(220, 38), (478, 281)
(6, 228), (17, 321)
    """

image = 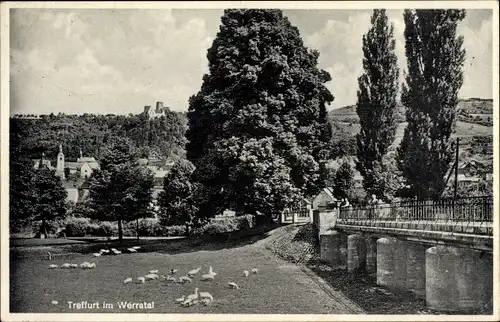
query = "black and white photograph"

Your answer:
(1, 1), (498, 321)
